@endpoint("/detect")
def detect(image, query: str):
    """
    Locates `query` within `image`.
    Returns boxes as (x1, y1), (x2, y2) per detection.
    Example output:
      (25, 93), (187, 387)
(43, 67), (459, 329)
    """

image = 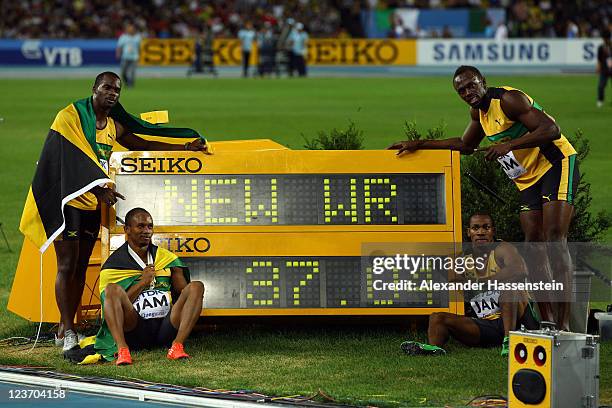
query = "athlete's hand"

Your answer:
(483, 143), (512, 161)
(185, 139), (213, 155)
(92, 187), (125, 206)
(387, 140), (423, 156)
(141, 265), (156, 286)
